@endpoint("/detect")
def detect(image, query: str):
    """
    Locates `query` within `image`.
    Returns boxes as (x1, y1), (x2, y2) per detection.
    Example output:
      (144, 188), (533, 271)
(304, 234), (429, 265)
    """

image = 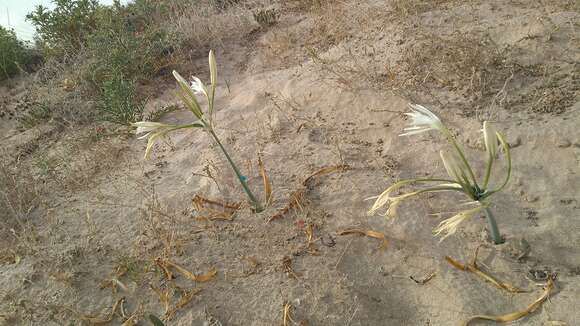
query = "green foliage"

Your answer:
(26, 0), (100, 57)
(0, 26), (31, 80)
(27, 0), (171, 125)
(87, 2), (170, 85)
(97, 73), (143, 125)
(17, 102), (52, 129)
